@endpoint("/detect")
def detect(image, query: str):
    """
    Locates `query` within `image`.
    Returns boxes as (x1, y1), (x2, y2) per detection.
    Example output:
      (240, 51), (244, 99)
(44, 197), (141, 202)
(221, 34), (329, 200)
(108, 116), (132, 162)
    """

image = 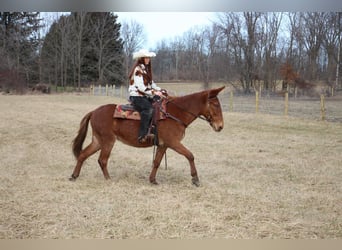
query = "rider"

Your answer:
(128, 49), (163, 143)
